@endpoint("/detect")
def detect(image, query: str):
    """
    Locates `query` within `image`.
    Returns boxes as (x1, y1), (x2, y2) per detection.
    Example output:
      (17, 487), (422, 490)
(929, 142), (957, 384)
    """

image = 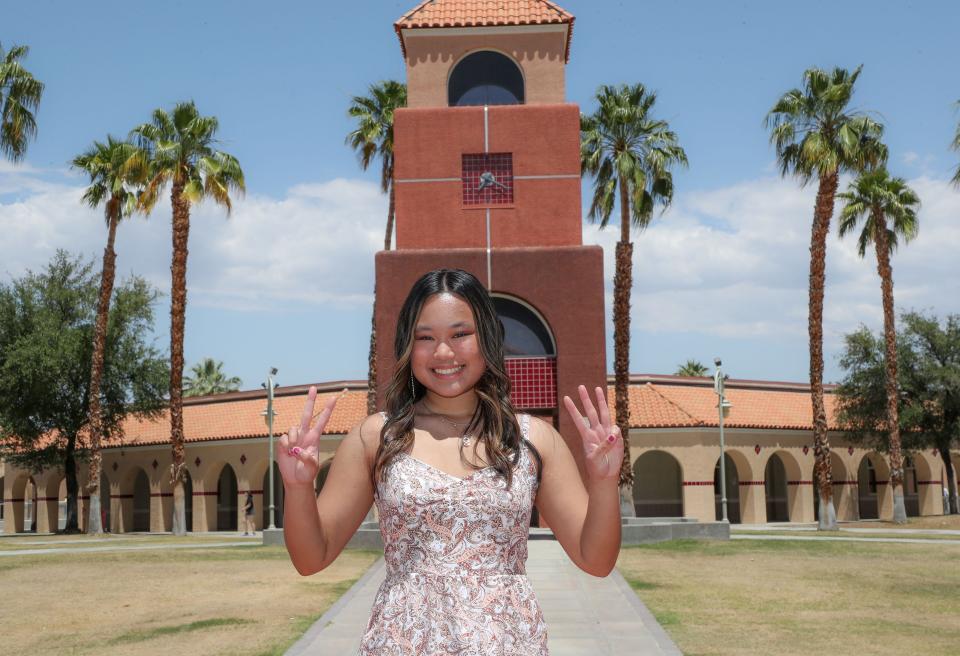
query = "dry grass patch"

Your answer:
(841, 514), (960, 531)
(618, 539), (960, 656)
(0, 543), (378, 656)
